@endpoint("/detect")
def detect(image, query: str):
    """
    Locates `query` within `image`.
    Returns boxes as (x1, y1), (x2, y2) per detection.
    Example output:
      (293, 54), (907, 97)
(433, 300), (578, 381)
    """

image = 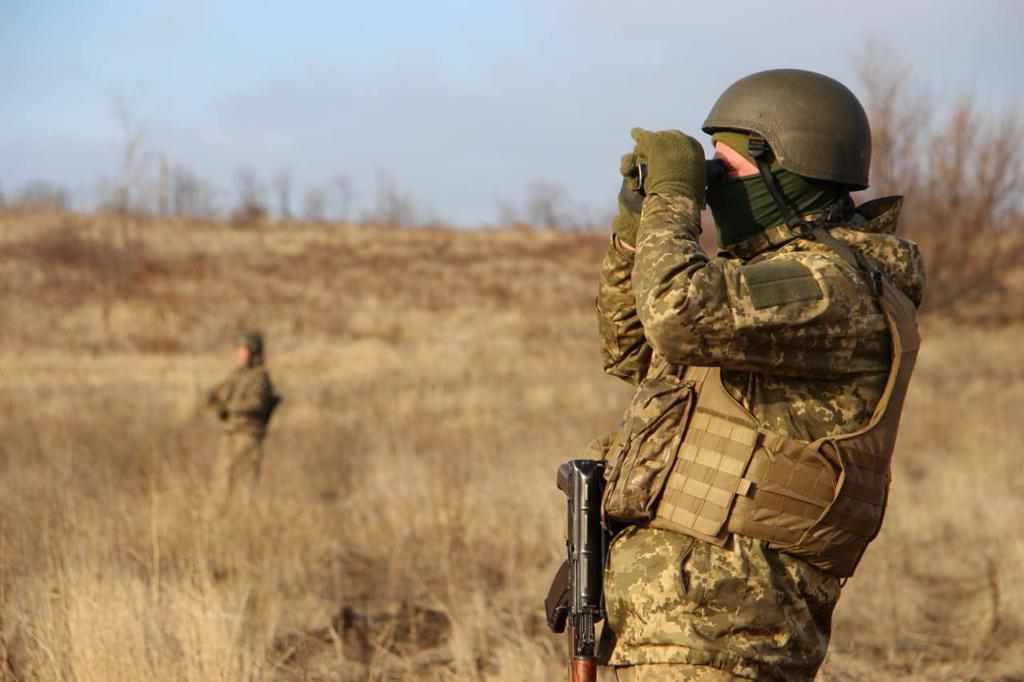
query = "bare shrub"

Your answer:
(366, 172), (416, 227)
(0, 217), (190, 350)
(273, 169), (293, 221)
(170, 165), (217, 218)
(302, 187), (327, 223)
(334, 174), (354, 223)
(12, 180), (70, 211)
(525, 180), (568, 230)
(860, 52), (1024, 323)
(104, 90), (158, 216)
(5, 221), (156, 281)
(231, 167), (269, 226)
(230, 201), (268, 226)
(501, 180), (602, 232)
